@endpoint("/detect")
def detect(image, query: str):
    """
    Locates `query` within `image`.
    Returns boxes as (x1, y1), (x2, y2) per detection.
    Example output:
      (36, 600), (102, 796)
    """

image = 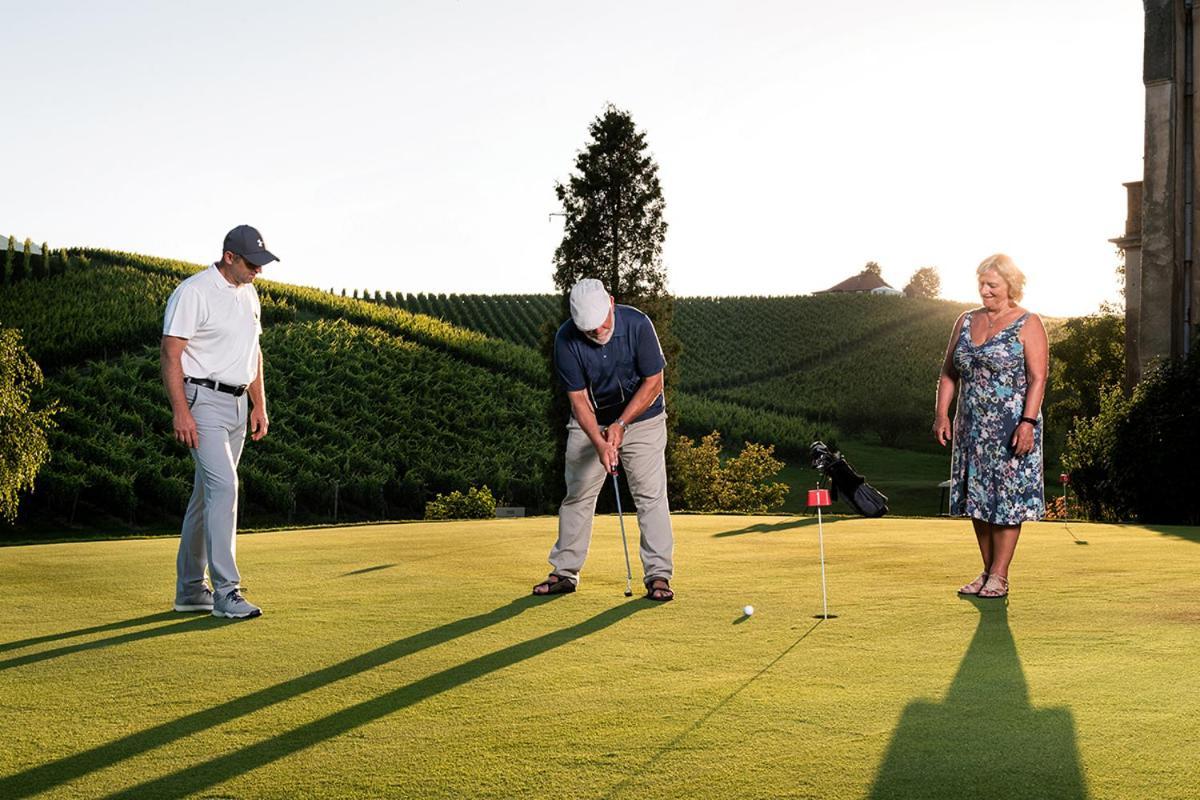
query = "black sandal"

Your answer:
(645, 579), (674, 602)
(532, 575), (576, 596)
